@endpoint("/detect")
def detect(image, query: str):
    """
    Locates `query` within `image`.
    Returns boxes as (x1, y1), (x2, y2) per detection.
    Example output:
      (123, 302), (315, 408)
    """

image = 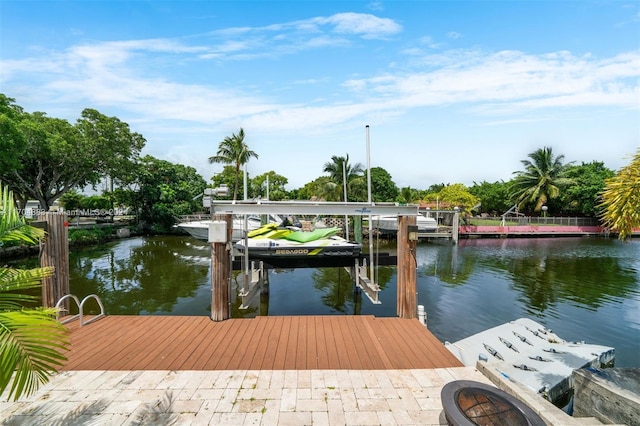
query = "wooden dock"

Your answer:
(61, 315), (463, 371)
